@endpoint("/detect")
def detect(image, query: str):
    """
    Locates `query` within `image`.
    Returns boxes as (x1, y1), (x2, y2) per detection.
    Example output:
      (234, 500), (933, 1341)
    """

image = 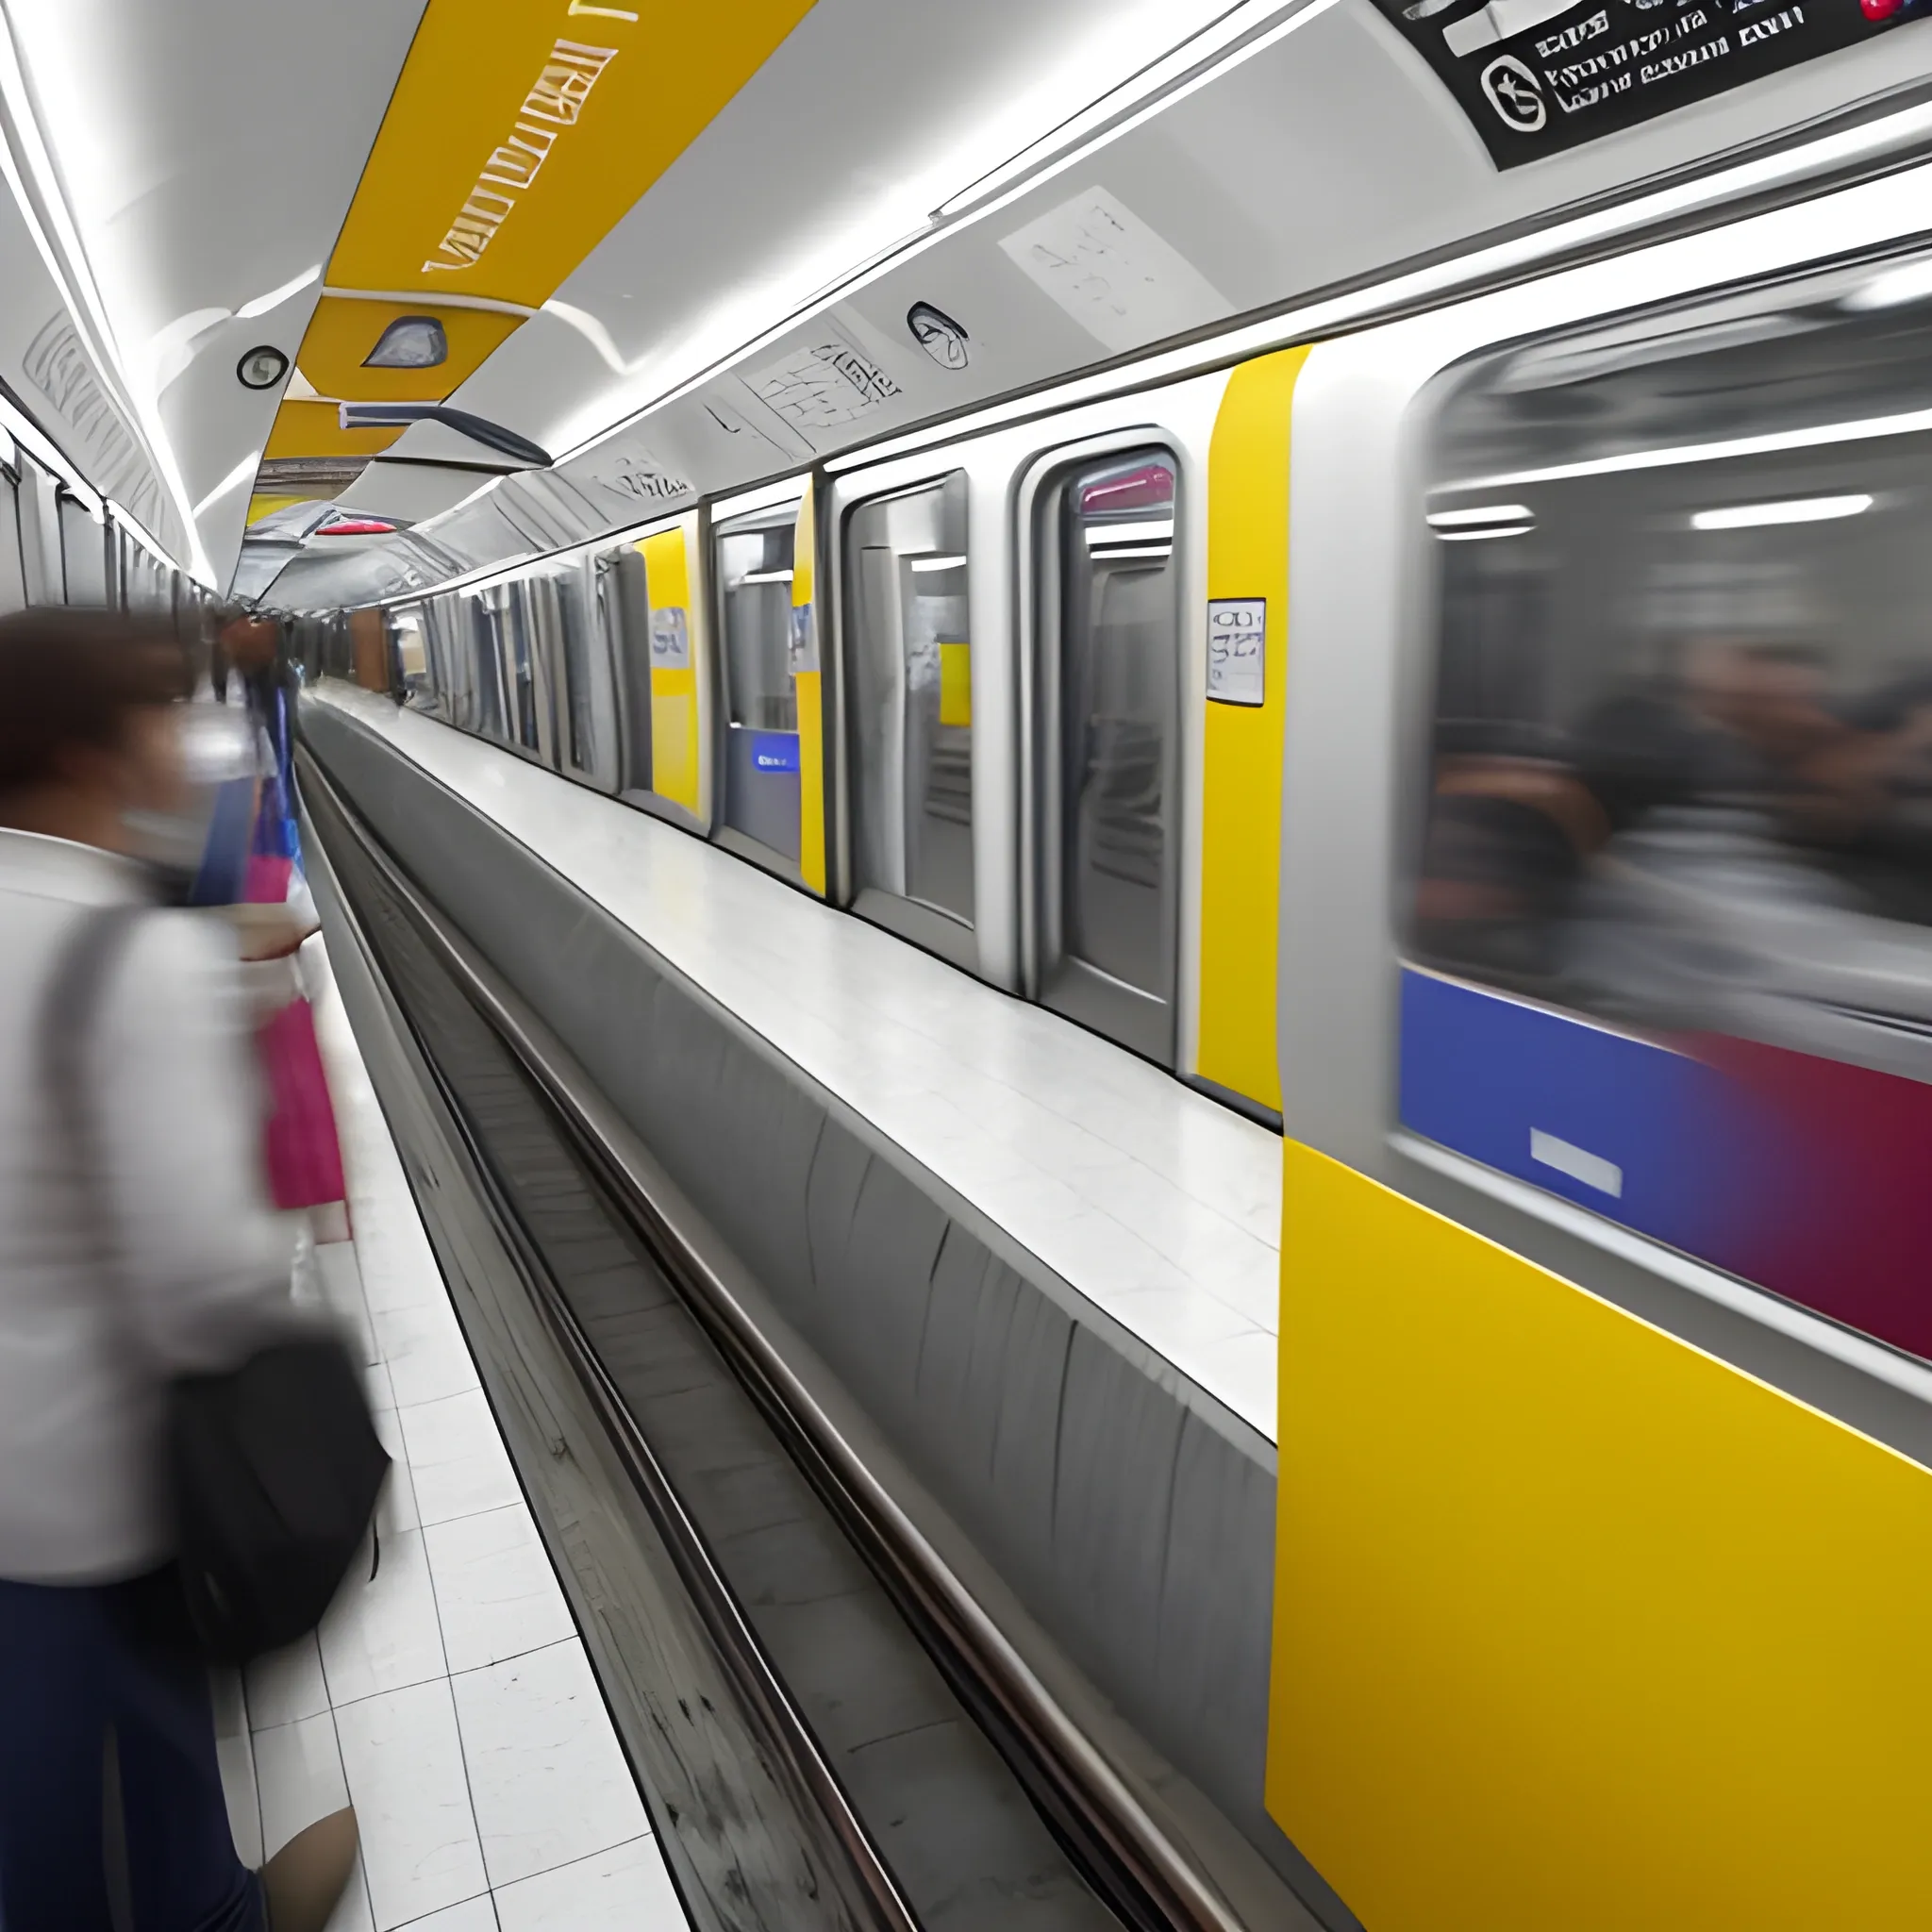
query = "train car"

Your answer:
(330, 123), (1932, 1928)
